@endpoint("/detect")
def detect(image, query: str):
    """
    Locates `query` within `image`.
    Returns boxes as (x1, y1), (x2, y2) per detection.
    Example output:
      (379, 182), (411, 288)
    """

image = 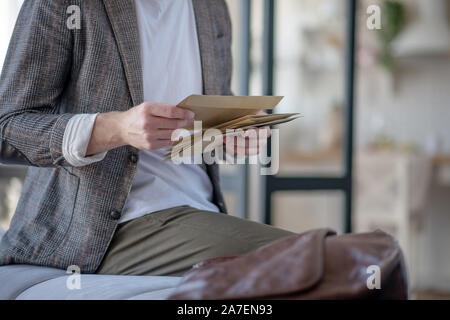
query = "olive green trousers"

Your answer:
(97, 206), (294, 276)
